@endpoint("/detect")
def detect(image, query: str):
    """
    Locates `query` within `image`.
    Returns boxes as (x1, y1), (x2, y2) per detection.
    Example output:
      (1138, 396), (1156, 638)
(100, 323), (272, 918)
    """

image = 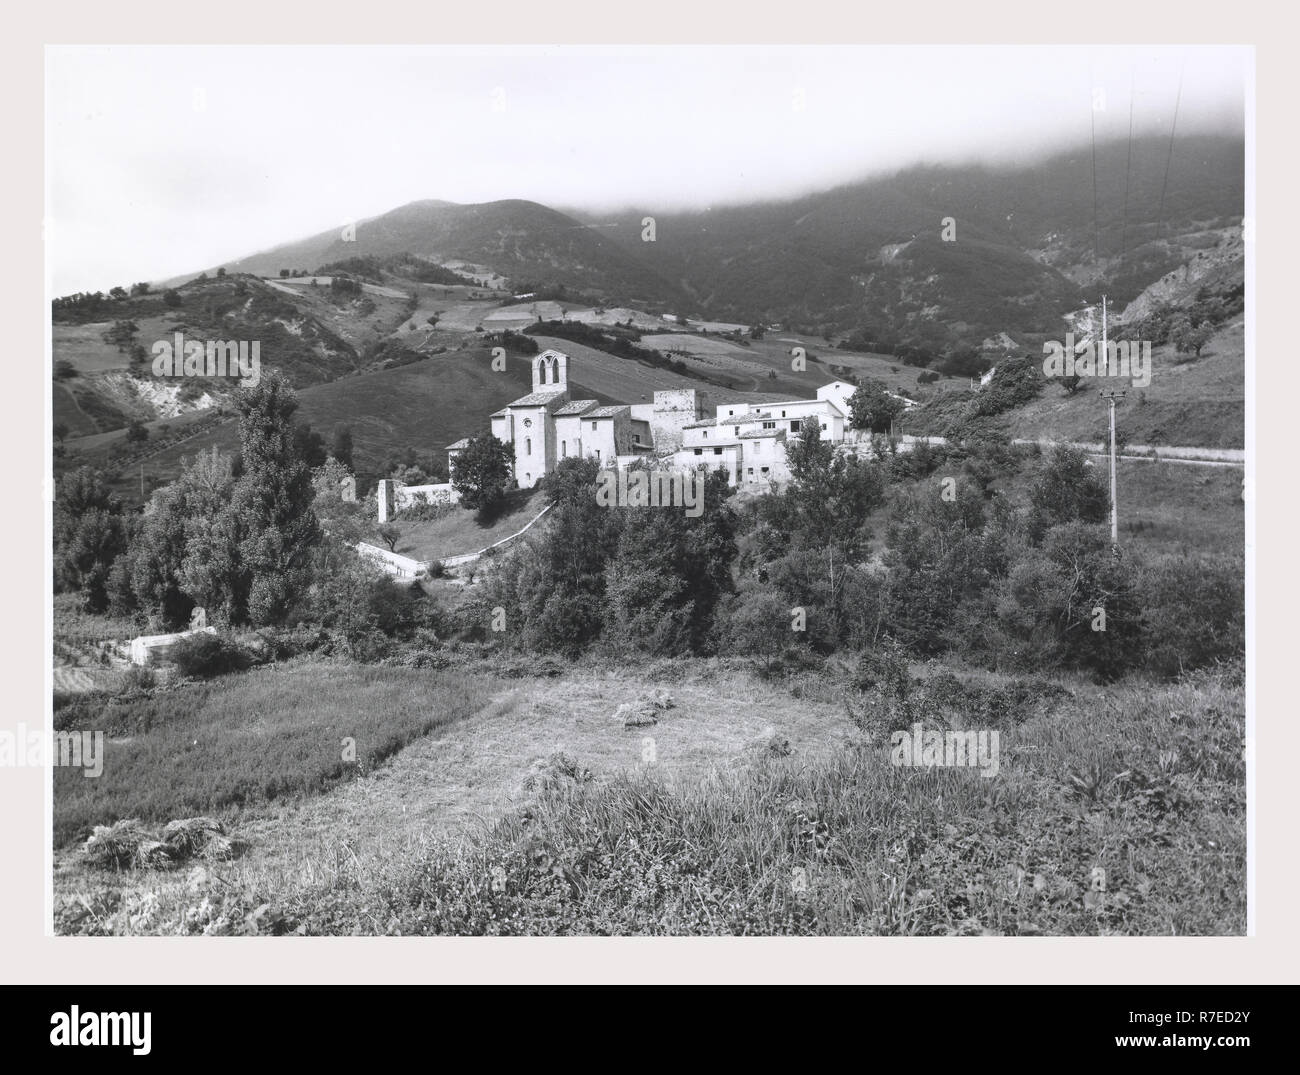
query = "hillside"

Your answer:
(901, 317), (1245, 450)
(52, 274), (373, 438)
(209, 199), (688, 308)
(75, 347), (533, 506)
(579, 134), (1244, 351)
